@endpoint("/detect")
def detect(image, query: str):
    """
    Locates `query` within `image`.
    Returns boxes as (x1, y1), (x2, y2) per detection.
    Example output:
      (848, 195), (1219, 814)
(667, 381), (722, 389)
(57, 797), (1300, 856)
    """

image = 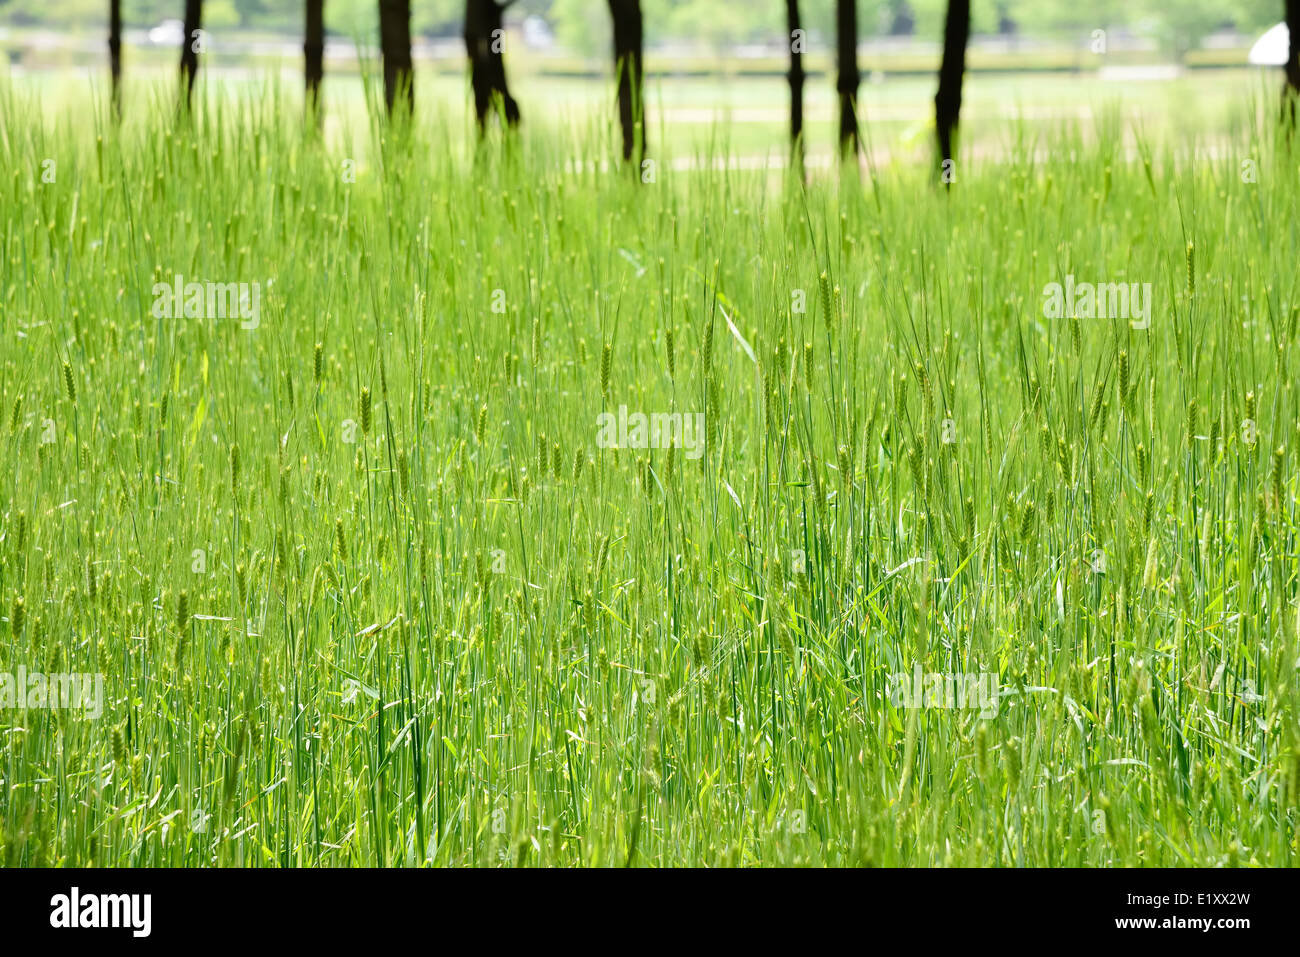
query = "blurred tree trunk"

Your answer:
(1286, 0), (1300, 122)
(786, 0), (805, 176)
(180, 0), (203, 110)
(935, 0), (970, 179)
(465, 0), (520, 131)
(305, 0), (325, 119)
(607, 0), (644, 167)
(109, 0), (122, 116)
(378, 0), (413, 117)
(836, 0), (859, 160)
